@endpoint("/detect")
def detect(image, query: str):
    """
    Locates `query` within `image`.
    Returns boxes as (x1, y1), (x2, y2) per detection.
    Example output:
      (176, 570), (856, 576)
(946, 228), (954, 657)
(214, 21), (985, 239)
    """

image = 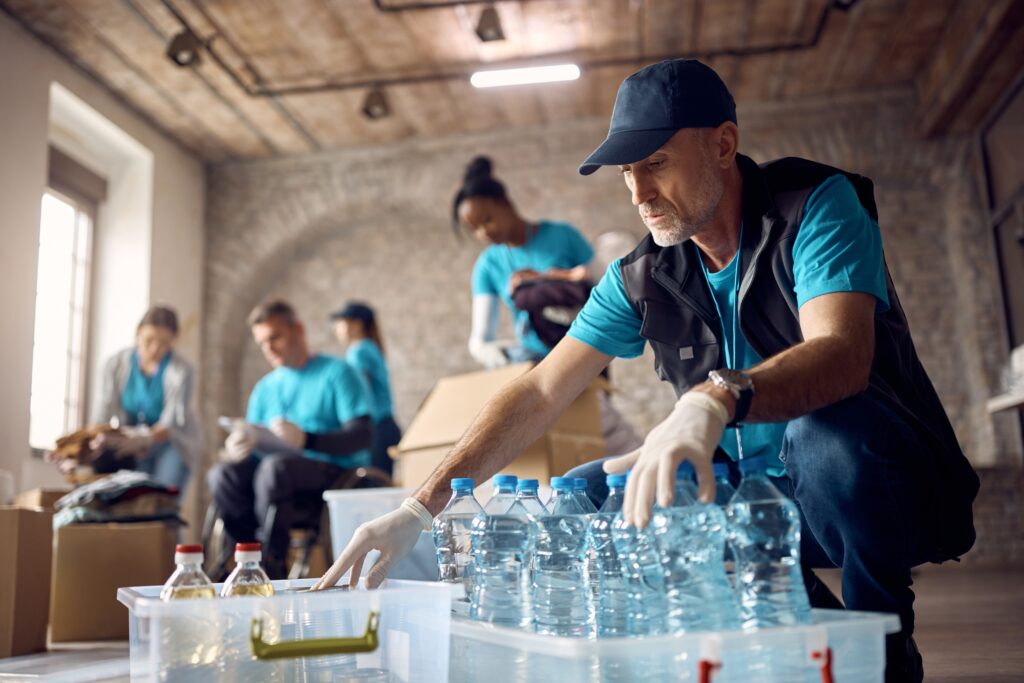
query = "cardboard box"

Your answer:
(0, 506), (53, 658)
(393, 363), (606, 488)
(15, 487), (72, 511)
(49, 521), (177, 642)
